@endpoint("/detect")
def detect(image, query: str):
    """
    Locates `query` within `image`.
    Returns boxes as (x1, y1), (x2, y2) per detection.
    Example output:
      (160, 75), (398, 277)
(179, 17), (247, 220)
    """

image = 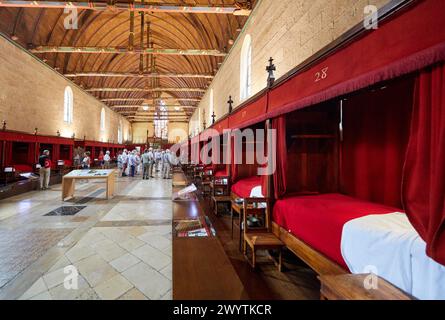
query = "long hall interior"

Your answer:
(0, 0), (444, 301)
